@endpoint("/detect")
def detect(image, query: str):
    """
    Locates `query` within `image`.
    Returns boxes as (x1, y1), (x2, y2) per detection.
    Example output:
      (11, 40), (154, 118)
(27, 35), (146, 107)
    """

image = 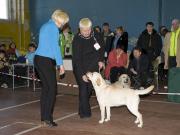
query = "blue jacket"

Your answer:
(25, 52), (35, 65)
(35, 19), (63, 66)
